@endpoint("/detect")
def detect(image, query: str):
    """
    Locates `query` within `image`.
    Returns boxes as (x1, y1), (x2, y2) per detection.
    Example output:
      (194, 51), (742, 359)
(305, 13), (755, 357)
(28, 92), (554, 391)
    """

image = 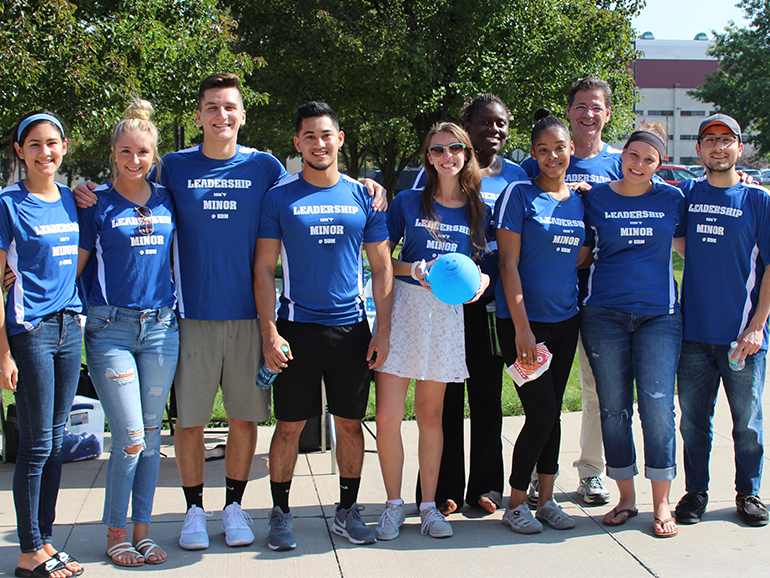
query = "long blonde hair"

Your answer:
(421, 122), (486, 258)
